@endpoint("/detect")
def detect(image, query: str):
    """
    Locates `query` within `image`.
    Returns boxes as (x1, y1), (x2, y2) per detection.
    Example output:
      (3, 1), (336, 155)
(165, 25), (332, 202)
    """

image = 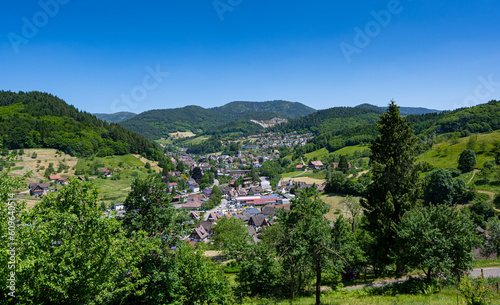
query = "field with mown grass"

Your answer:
(321, 194), (363, 221)
(417, 131), (500, 169)
(75, 154), (160, 207)
(4, 151), (161, 209)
